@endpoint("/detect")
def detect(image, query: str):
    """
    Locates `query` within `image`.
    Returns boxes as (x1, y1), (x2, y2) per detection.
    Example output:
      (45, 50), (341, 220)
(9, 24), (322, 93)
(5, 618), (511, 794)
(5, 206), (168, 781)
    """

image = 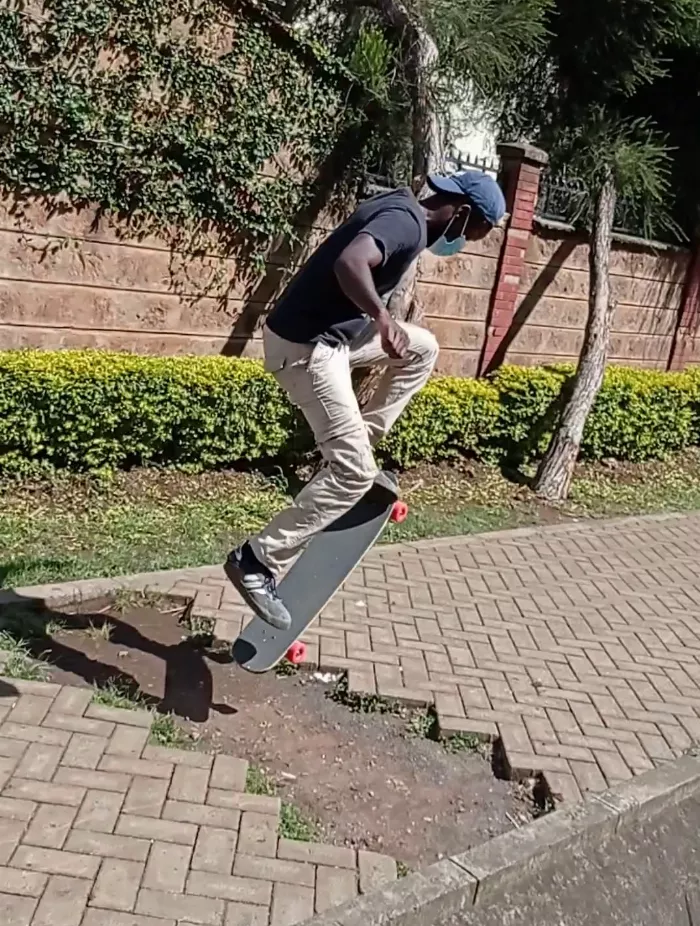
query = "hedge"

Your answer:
(0, 350), (698, 474)
(489, 364), (700, 464)
(0, 351), (295, 473)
